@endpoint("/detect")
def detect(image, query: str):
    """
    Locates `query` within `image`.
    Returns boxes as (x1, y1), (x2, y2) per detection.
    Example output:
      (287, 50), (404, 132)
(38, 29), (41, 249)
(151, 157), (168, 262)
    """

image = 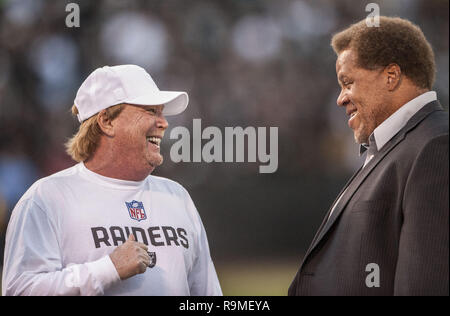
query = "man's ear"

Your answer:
(385, 63), (402, 91)
(97, 109), (115, 137)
